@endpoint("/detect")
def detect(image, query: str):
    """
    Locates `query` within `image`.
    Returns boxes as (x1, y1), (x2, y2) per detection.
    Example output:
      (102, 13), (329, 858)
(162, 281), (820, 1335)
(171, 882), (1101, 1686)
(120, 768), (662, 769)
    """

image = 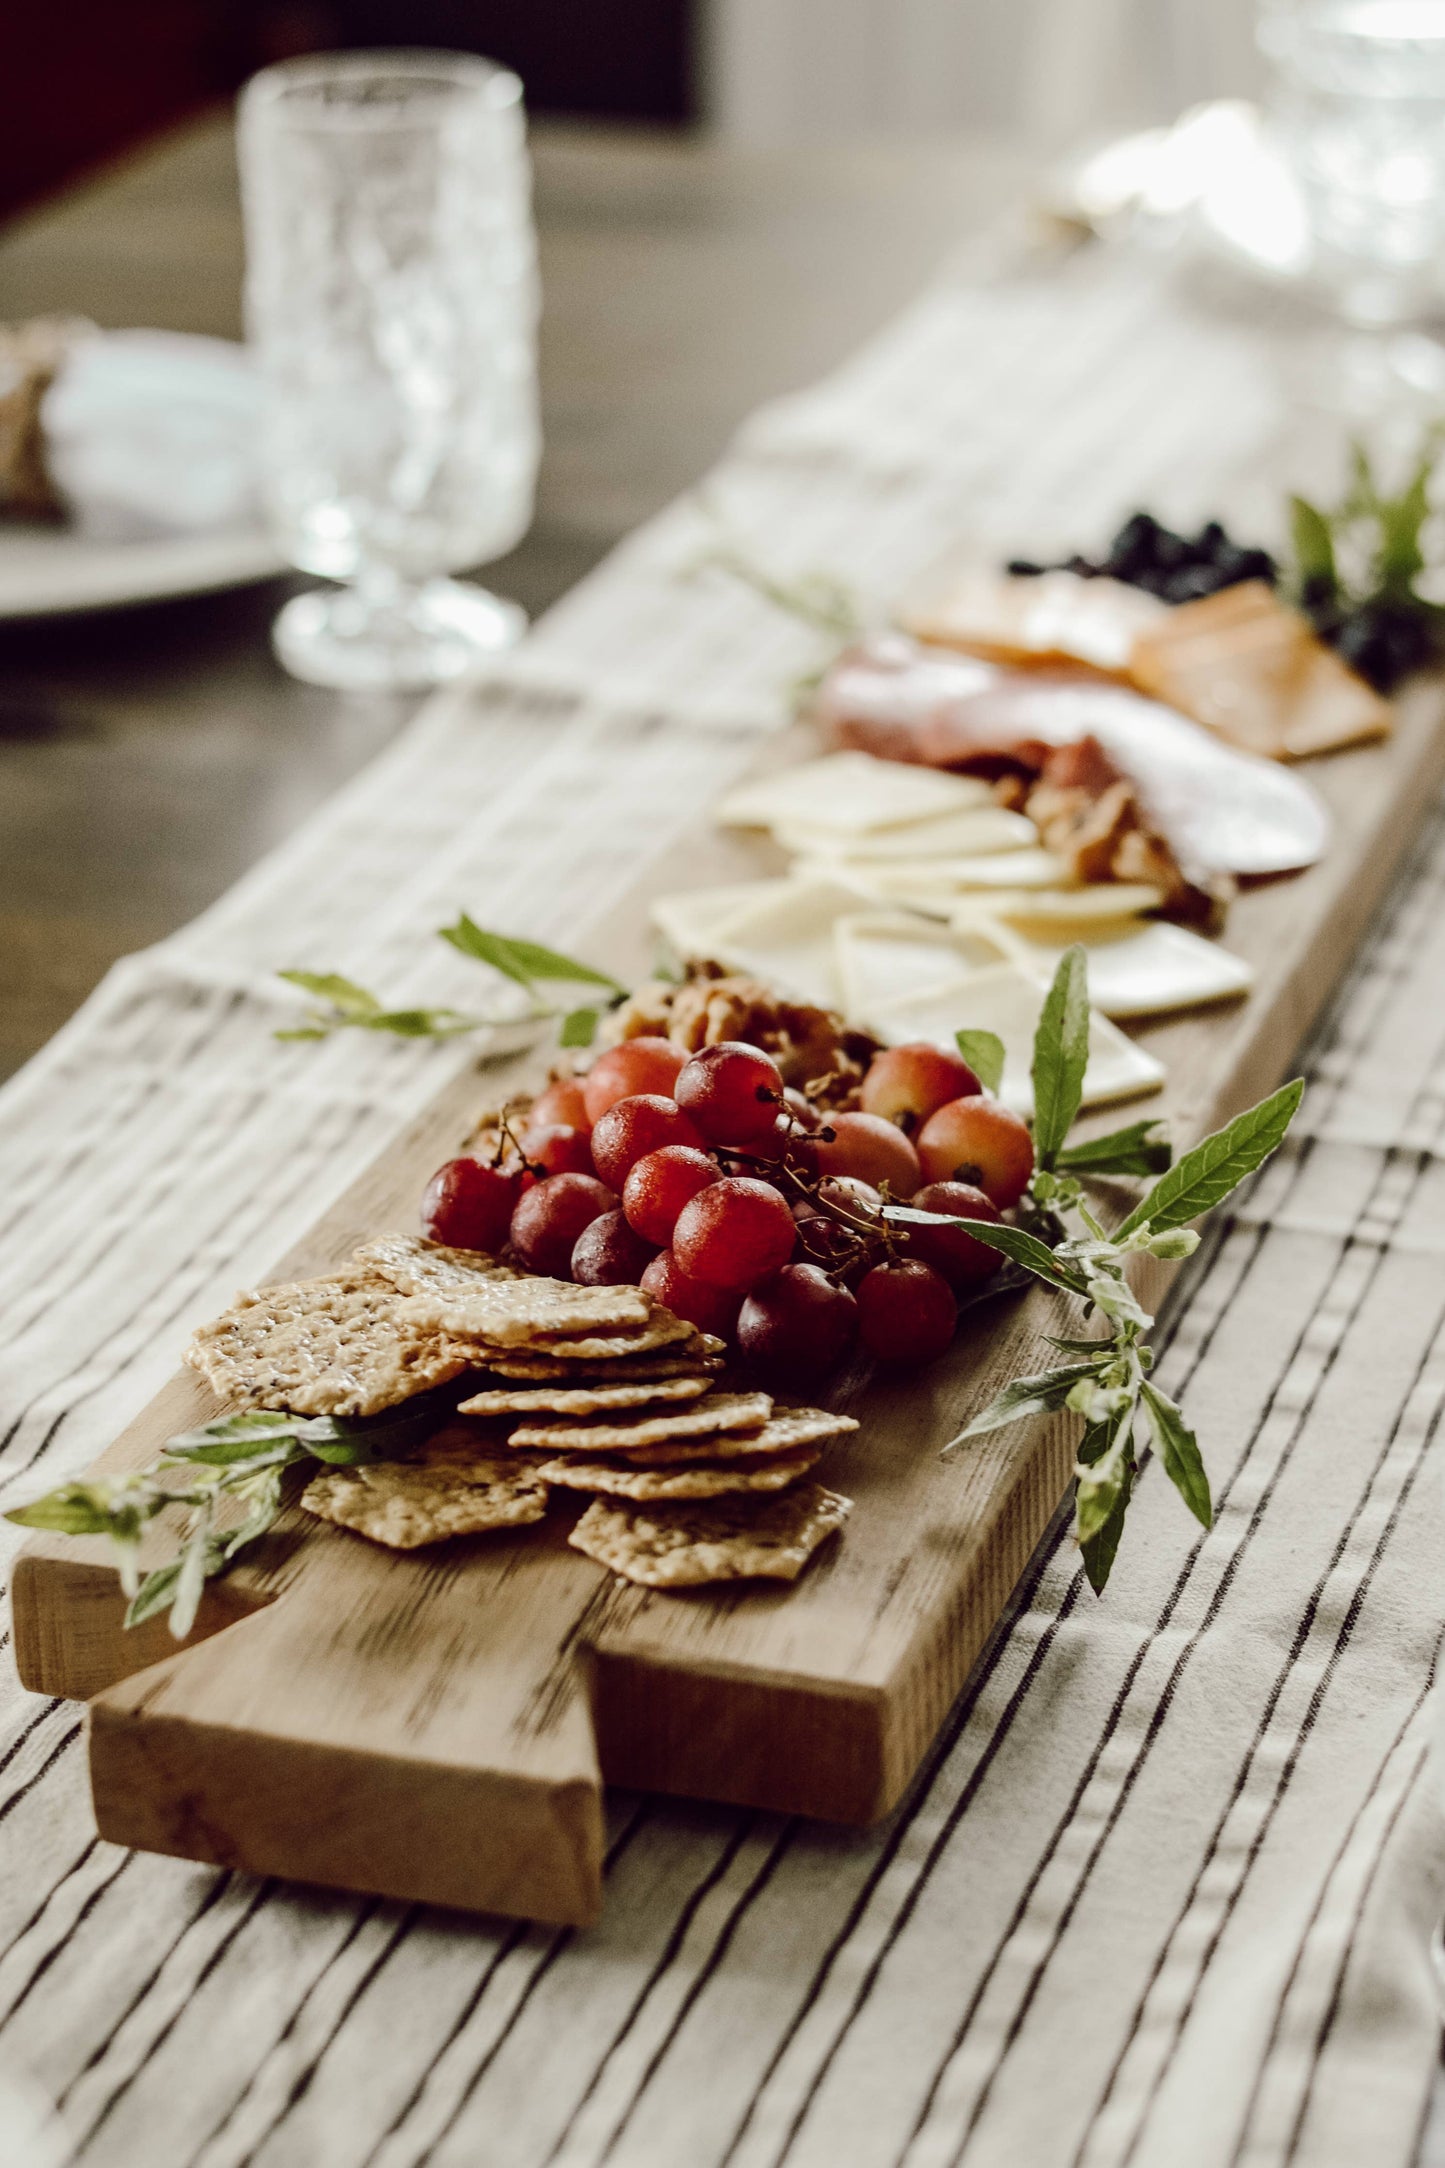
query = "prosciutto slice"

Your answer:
(811, 634), (1330, 880)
